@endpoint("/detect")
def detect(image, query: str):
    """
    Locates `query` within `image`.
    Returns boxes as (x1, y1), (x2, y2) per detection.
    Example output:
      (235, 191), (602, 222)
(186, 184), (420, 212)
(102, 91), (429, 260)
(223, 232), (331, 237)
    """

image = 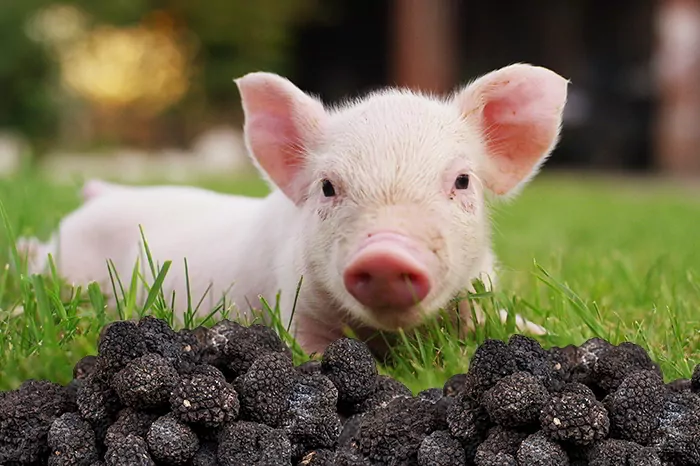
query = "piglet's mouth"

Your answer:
(342, 231), (437, 318)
